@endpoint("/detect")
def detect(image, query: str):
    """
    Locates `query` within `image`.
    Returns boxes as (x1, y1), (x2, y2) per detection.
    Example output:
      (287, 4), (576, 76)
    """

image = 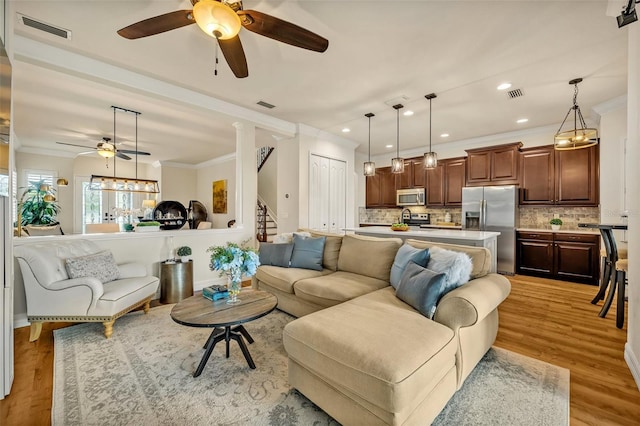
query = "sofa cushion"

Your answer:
(390, 243), (430, 289)
(290, 235), (326, 271)
(307, 230), (343, 272)
(283, 287), (456, 413)
(255, 265), (330, 294)
(396, 262), (447, 319)
(337, 234), (402, 281)
(293, 271), (389, 308)
(272, 231), (311, 244)
(405, 239), (491, 279)
(258, 243), (294, 268)
(427, 246), (473, 289)
(65, 250), (120, 284)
